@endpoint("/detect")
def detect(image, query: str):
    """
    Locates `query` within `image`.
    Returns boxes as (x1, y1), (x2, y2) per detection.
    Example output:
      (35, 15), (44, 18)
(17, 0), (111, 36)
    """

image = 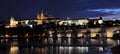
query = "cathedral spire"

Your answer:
(10, 17), (15, 22)
(37, 10), (46, 19)
(37, 10), (54, 20)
